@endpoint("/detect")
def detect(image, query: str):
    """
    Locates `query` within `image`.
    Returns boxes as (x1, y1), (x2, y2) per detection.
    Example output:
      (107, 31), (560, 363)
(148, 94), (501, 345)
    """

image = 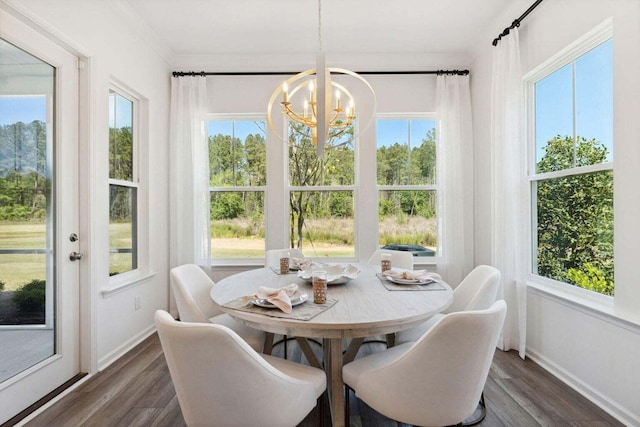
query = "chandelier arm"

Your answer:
(283, 105), (315, 128)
